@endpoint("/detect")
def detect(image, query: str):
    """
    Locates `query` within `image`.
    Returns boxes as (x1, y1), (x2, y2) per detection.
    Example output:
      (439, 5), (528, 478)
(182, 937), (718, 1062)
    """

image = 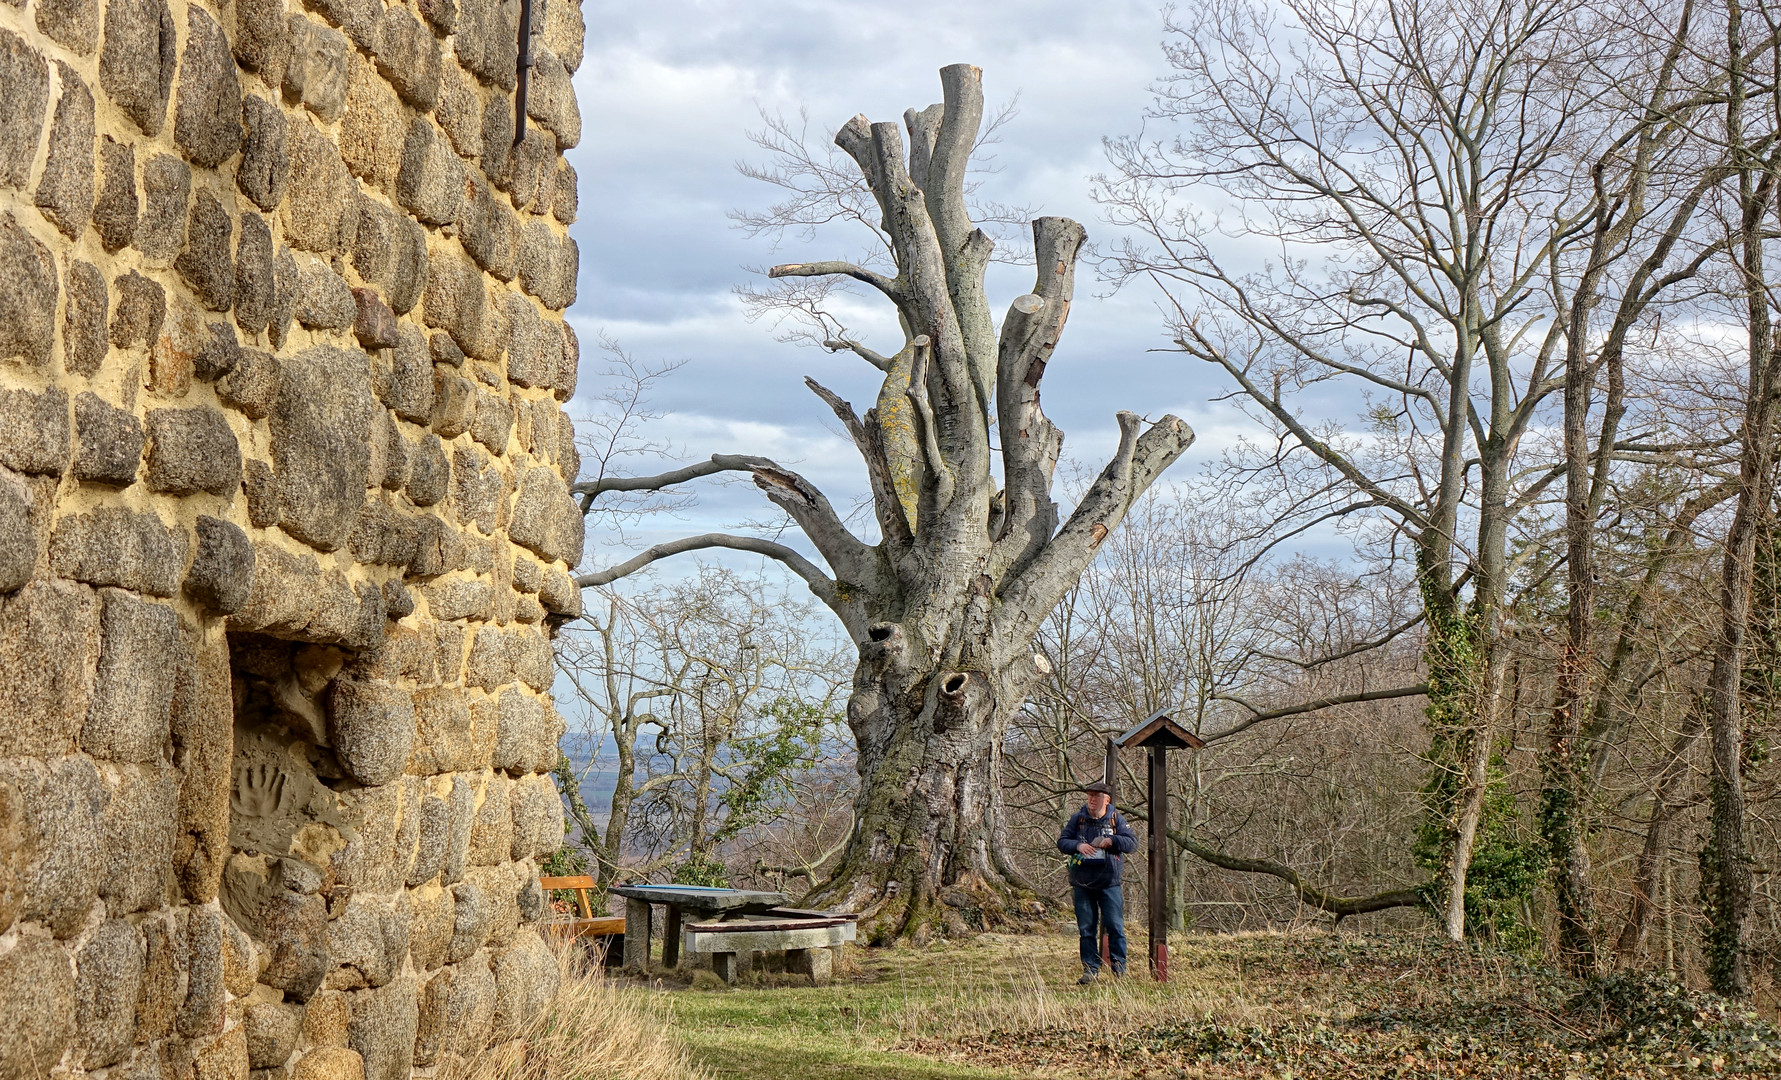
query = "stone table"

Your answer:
(608, 884), (787, 971)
